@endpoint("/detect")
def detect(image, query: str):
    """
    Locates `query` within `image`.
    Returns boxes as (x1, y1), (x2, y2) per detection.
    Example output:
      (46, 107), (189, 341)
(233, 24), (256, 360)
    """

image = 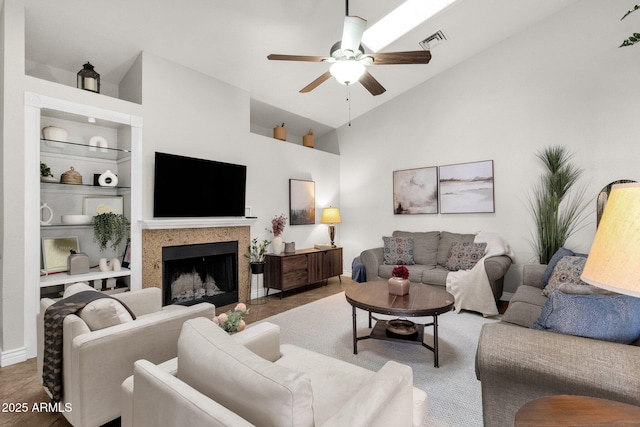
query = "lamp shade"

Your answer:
(321, 207), (342, 224)
(330, 61), (365, 85)
(581, 183), (640, 298)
